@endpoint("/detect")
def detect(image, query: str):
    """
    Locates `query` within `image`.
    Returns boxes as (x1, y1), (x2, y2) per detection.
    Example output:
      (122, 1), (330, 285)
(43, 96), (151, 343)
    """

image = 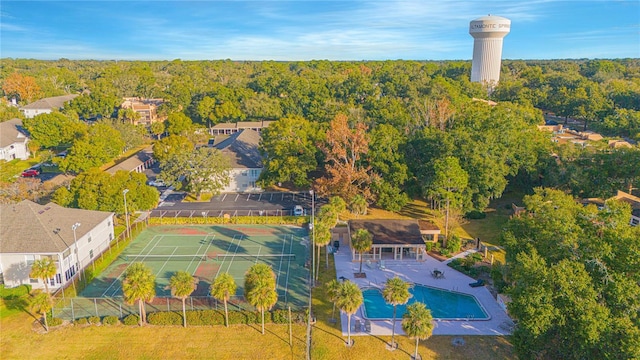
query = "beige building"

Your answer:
(120, 98), (164, 125)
